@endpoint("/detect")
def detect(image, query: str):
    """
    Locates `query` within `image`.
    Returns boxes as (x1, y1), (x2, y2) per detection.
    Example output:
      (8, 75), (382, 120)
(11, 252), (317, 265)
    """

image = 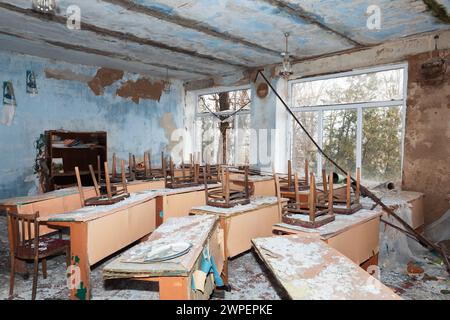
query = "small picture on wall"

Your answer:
(3, 81), (16, 106)
(26, 70), (38, 95)
(2, 81), (16, 126)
